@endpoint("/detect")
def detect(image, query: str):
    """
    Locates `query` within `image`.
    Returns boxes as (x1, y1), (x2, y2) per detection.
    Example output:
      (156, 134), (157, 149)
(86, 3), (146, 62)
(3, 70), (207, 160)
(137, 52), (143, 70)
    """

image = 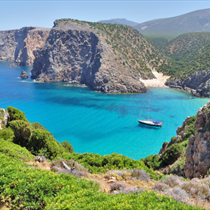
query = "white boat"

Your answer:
(138, 119), (163, 127)
(138, 93), (163, 127)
